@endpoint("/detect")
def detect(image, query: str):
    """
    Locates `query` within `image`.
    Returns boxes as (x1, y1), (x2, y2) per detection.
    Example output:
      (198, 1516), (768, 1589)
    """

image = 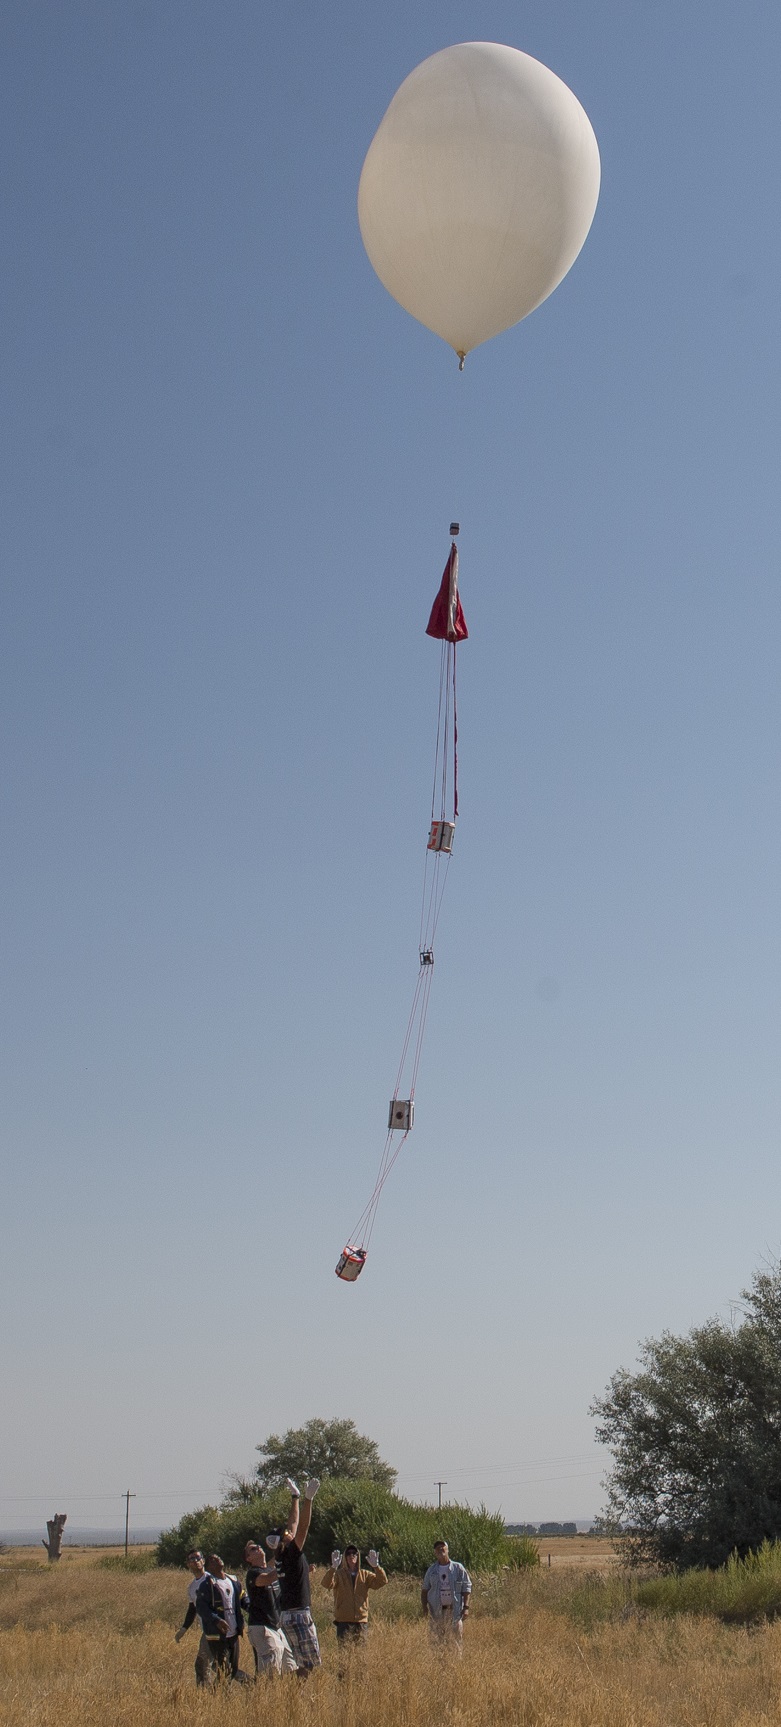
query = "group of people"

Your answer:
(174, 1476), (473, 1685)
